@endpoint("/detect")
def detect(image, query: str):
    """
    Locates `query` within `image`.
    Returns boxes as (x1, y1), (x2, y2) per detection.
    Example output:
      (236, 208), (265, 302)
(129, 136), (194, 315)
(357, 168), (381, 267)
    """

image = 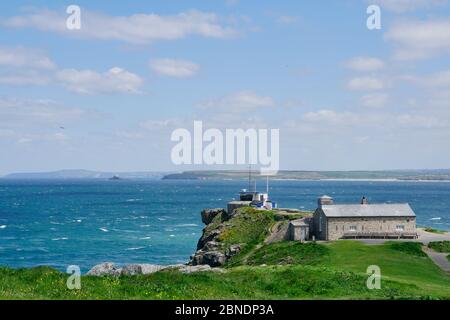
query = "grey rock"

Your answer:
(227, 244), (241, 258)
(121, 264), (164, 276)
(161, 264), (186, 271)
(202, 251), (226, 267)
(204, 241), (221, 251)
(86, 262), (122, 276)
(196, 229), (222, 250)
(201, 208), (226, 225)
(178, 265), (212, 273)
